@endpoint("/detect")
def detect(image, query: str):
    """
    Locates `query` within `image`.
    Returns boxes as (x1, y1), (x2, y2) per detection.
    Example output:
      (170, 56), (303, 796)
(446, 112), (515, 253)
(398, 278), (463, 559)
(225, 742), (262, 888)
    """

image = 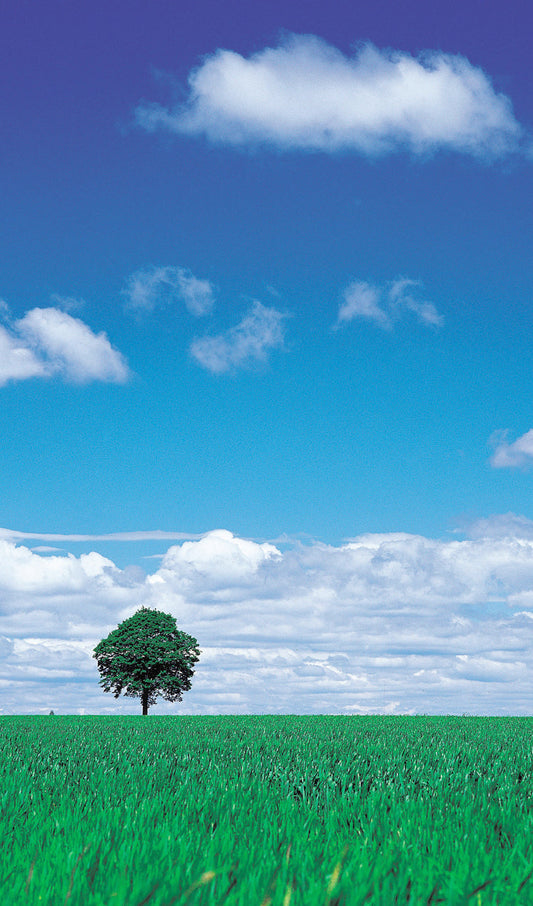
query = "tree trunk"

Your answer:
(142, 689), (149, 716)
